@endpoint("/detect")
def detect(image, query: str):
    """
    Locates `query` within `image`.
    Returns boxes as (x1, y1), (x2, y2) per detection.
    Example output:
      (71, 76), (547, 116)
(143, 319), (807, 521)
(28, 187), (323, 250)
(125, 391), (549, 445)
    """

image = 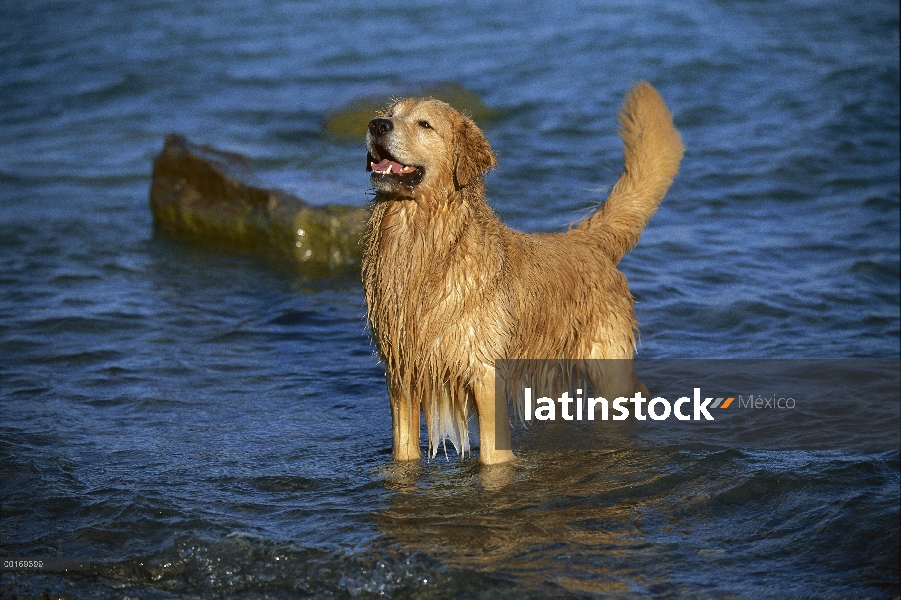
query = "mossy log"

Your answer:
(149, 134), (367, 273)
